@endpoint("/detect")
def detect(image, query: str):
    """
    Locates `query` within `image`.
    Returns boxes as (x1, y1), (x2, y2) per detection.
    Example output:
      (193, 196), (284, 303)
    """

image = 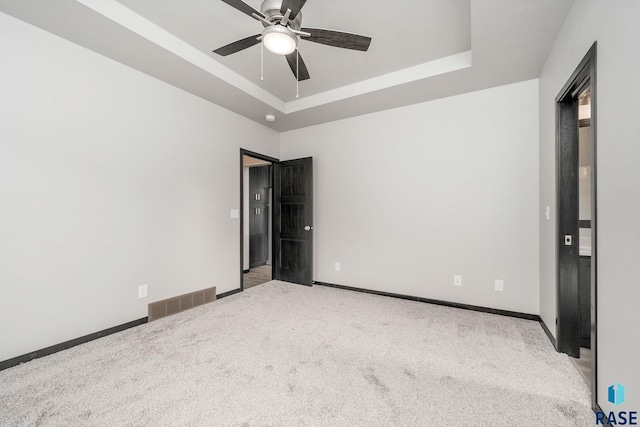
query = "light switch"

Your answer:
(545, 206), (550, 221)
(230, 209), (239, 219)
(138, 284), (148, 299)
